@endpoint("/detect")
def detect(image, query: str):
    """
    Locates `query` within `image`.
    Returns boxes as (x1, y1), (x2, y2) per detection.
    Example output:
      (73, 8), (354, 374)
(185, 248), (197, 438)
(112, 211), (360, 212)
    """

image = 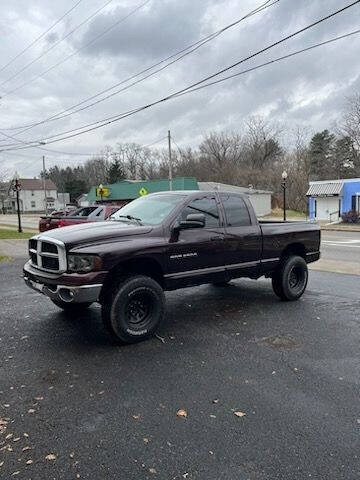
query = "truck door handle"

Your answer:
(210, 235), (224, 241)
